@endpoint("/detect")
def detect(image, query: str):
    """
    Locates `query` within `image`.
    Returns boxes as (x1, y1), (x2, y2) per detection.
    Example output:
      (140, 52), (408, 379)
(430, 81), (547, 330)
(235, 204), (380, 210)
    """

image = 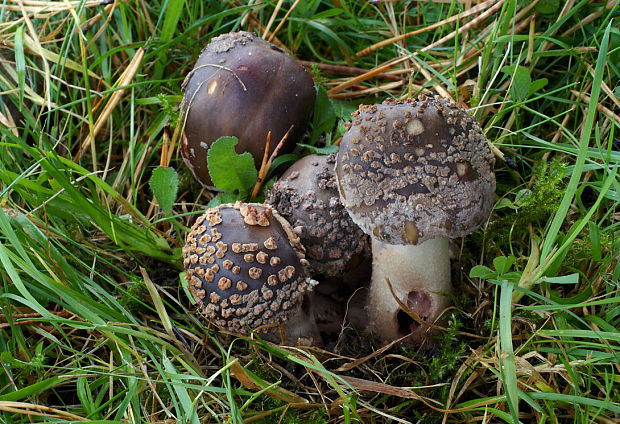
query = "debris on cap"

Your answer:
(335, 94), (496, 245)
(266, 154), (370, 277)
(182, 202), (318, 334)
